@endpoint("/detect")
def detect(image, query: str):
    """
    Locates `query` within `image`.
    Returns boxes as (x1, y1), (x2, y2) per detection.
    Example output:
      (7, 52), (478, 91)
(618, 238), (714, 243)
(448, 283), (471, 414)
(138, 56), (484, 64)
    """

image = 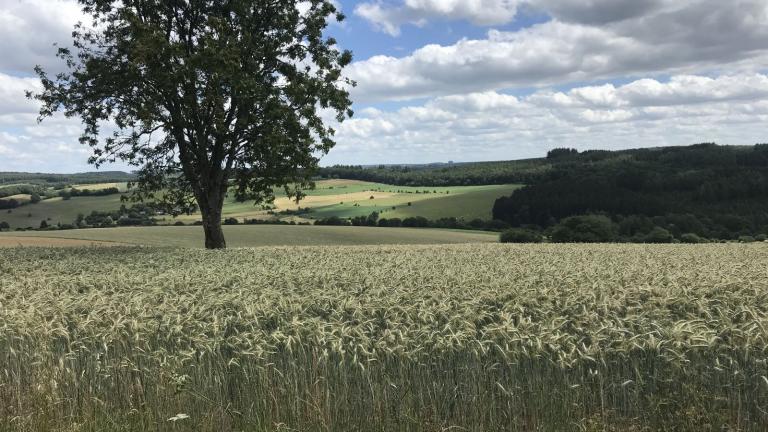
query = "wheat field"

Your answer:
(1, 244), (767, 431)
